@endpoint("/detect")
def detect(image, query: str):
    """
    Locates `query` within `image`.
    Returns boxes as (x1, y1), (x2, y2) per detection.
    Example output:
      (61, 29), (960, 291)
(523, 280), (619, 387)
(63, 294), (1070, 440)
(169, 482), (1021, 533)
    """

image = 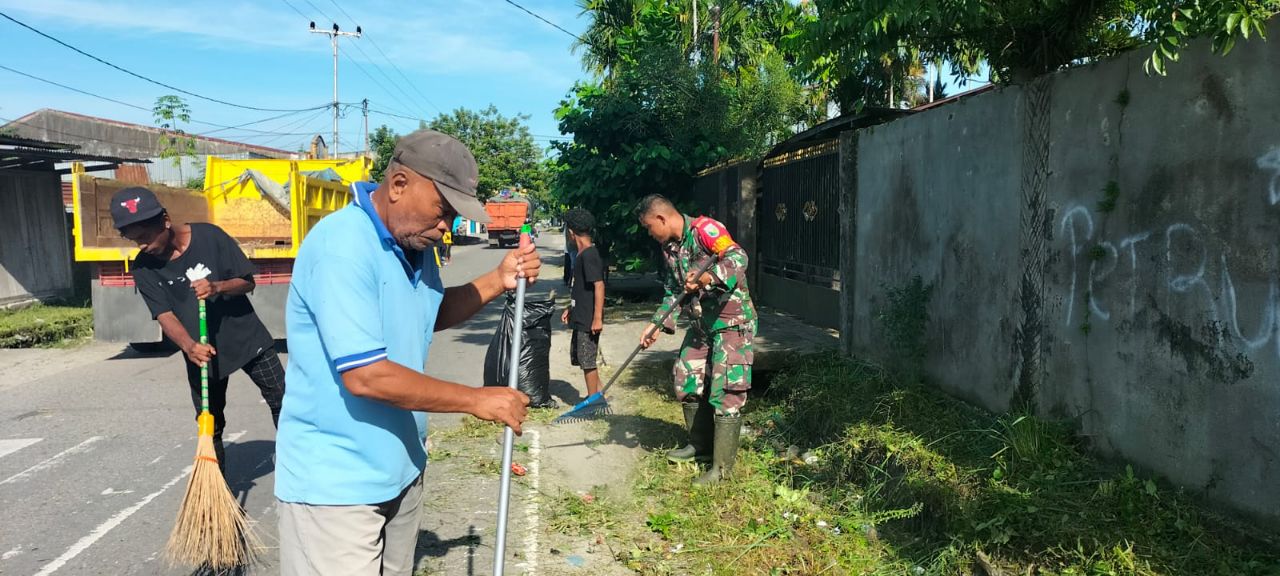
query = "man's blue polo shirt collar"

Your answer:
(351, 181), (425, 284)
